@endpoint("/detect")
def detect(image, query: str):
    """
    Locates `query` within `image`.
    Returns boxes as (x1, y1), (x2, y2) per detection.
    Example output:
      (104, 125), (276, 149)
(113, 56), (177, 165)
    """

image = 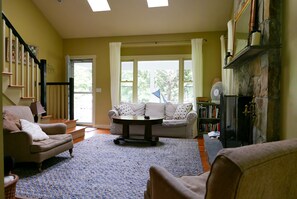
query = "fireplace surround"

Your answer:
(230, 0), (281, 143)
